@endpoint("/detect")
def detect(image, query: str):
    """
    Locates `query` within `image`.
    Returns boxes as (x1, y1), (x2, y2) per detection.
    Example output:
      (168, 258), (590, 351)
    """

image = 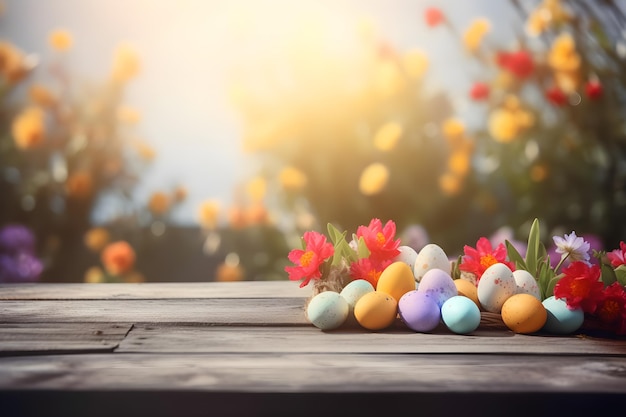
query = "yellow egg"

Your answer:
(454, 278), (481, 309)
(354, 291), (398, 331)
(501, 293), (547, 334)
(376, 261), (415, 302)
